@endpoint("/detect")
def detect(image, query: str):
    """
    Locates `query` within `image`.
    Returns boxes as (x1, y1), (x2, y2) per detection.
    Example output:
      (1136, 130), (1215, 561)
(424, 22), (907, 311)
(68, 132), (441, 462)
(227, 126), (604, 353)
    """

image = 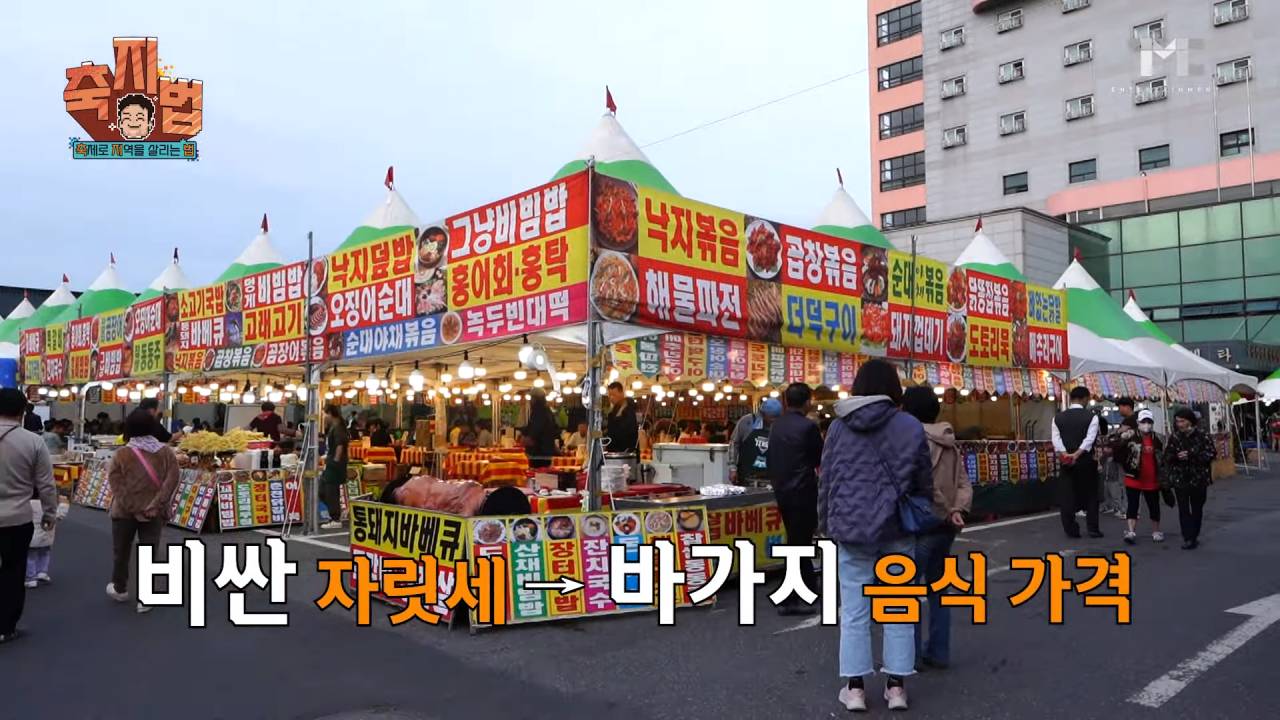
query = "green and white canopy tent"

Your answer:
(18, 276), (77, 334)
(953, 219), (1024, 281)
(0, 295), (37, 359)
(335, 166), (422, 252)
(215, 214), (285, 283)
(551, 90), (678, 194)
(48, 257), (136, 326)
(136, 248), (192, 302)
(812, 171), (892, 249)
(1123, 294), (1256, 392)
(1257, 368), (1280, 403)
(1053, 259), (1222, 386)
